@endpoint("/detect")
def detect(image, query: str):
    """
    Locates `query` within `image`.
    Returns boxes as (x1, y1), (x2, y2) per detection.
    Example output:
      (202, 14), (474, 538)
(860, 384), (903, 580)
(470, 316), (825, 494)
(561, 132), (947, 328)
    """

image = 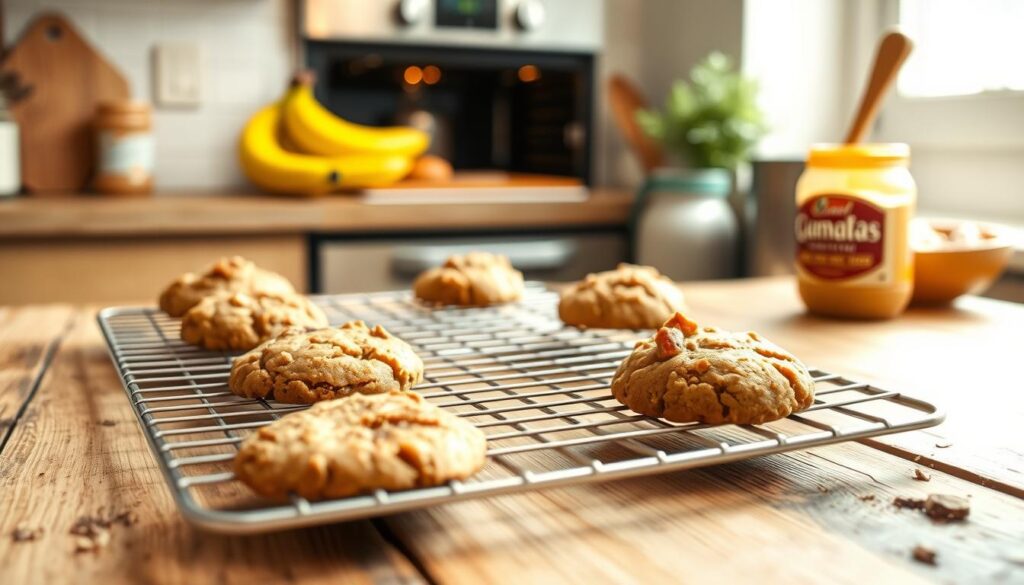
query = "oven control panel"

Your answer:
(303, 0), (601, 53)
